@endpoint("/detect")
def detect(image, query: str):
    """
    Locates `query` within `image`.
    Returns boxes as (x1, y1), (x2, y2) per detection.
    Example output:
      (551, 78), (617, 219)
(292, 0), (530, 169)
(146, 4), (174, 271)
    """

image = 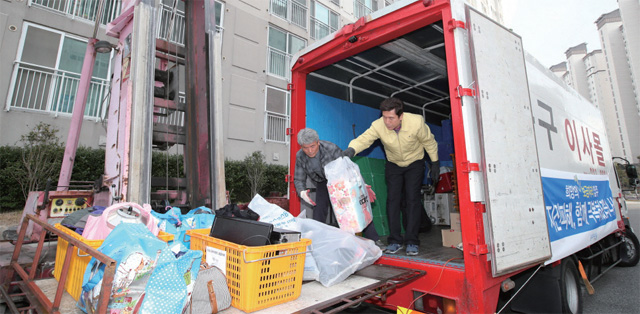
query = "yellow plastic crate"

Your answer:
(53, 223), (174, 301)
(186, 228), (310, 313)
